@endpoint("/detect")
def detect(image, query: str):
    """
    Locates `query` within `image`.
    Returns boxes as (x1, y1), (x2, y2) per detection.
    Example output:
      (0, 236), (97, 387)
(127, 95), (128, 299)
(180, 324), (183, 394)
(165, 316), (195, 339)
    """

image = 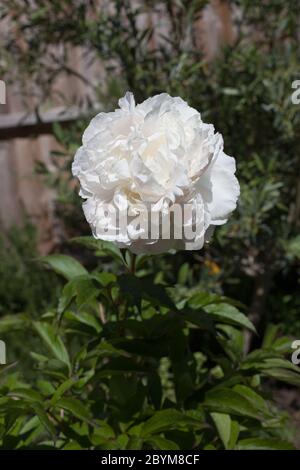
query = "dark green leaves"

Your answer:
(118, 274), (175, 310)
(41, 255), (87, 280)
(34, 322), (71, 372)
(58, 275), (99, 314)
(236, 438), (295, 450)
(70, 237), (125, 264)
(204, 303), (256, 333)
(241, 351), (300, 386)
(54, 397), (92, 423)
(140, 409), (205, 437)
(186, 294), (255, 332)
(210, 413), (239, 450)
(204, 387), (267, 420)
(0, 314), (29, 333)
(0, 241), (297, 451)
